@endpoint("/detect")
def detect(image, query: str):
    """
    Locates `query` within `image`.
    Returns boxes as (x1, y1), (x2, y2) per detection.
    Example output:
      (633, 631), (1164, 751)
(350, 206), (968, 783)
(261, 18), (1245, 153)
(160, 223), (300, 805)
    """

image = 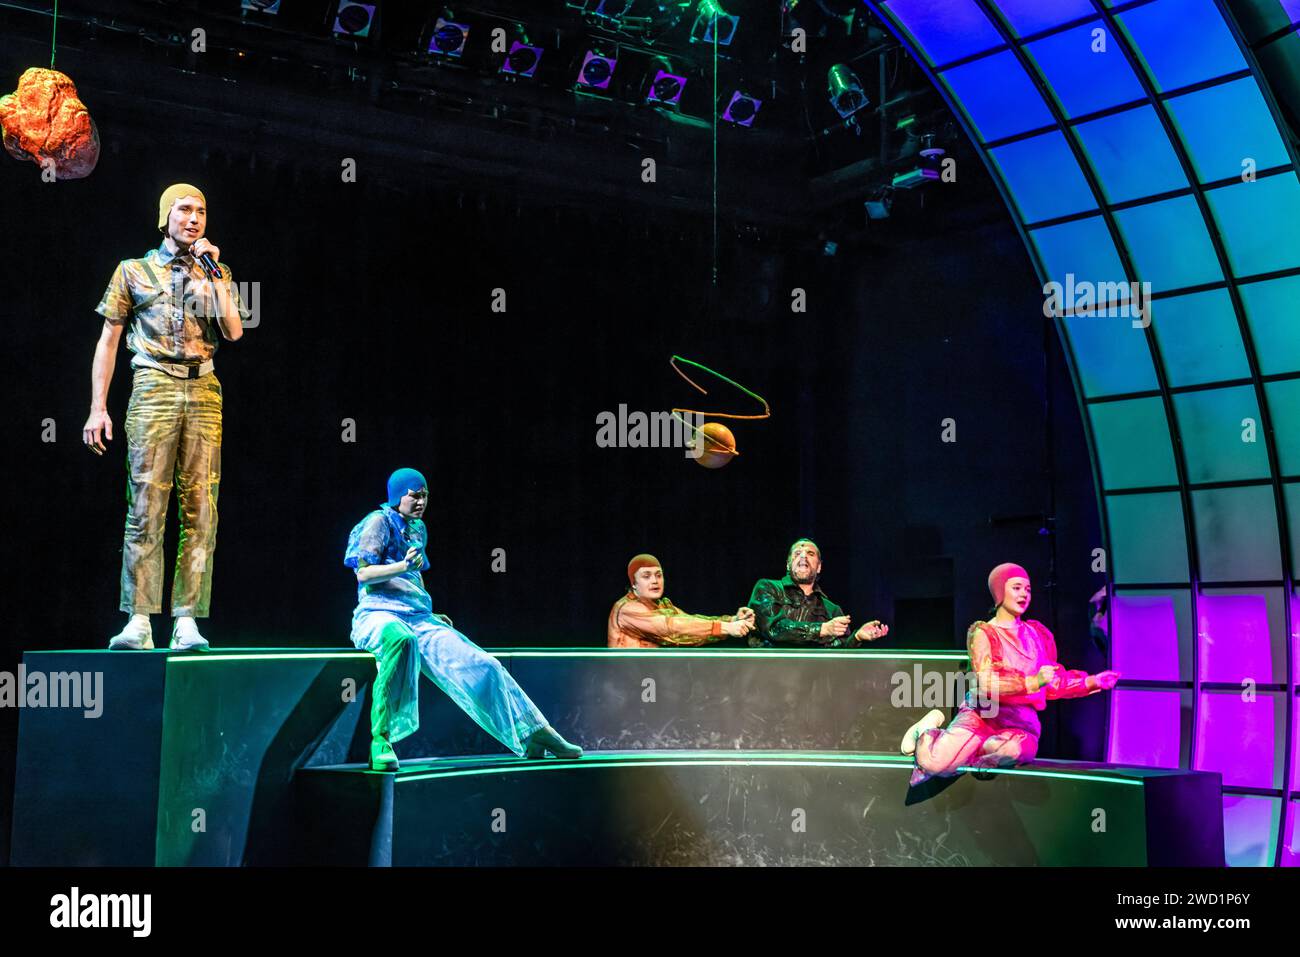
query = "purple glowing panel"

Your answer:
(1111, 593), (1183, 681)
(1222, 795), (1279, 867)
(1198, 593), (1277, 684)
(1196, 693), (1277, 790)
(1292, 589), (1300, 686)
(992, 0), (1097, 36)
(1283, 800), (1299, 868)
(1108, 689), (1182, 767)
